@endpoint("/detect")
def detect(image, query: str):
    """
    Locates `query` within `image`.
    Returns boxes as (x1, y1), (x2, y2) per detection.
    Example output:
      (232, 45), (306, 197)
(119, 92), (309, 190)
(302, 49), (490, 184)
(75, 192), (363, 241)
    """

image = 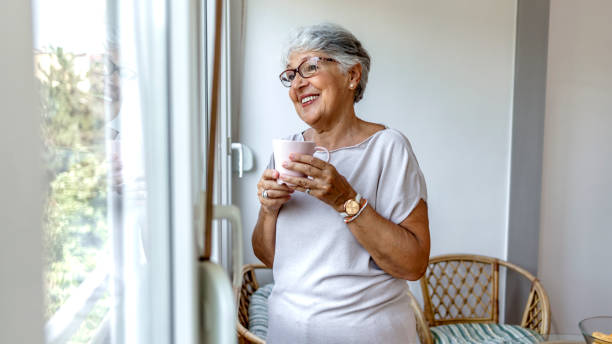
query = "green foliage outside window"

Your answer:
(37, 46), (110, 339)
